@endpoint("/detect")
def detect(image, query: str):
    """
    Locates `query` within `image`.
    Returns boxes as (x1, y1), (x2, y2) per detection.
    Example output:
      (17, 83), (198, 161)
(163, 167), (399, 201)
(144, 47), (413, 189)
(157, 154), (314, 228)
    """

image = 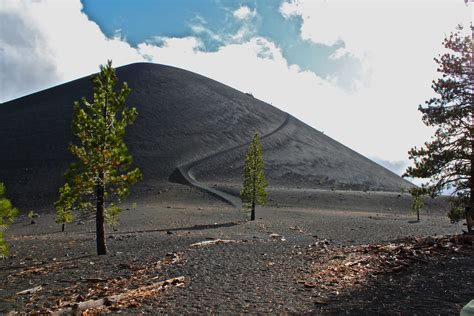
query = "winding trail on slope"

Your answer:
(171, 114), (291, 208)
